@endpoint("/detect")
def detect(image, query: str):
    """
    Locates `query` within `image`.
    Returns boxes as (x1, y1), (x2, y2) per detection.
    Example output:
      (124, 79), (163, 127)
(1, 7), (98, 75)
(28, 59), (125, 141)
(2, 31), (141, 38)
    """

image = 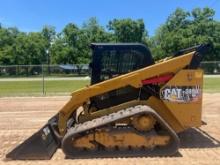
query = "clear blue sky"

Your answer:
(0, 0), (219, 36)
